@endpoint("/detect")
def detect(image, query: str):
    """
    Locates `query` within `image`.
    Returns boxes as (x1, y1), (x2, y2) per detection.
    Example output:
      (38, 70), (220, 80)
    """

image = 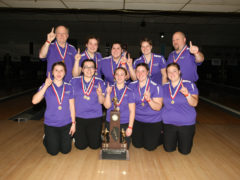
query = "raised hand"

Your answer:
(106, 83), (112, 95)
(144, 87), (151, 102)
(126, 53), (133, 67)
(45, 72), (53, 88)
(180, 83), (189, 96)
(47, 27), (56, 43)
(189, 41), (199, 55)
(120, 52), (127, 66)
(96, 83), (103, 96)
(75, 48), (81, 62)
